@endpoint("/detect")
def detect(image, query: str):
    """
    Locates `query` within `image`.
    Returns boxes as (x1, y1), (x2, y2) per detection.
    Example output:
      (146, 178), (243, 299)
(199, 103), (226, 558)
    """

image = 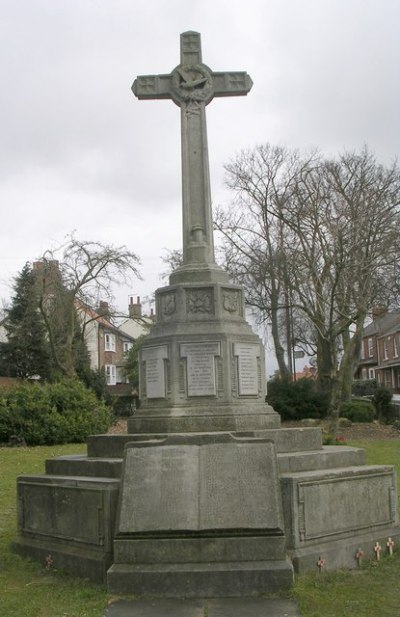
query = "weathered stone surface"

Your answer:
(14, 475), (119, 582)
(117, 435), (284, 535)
